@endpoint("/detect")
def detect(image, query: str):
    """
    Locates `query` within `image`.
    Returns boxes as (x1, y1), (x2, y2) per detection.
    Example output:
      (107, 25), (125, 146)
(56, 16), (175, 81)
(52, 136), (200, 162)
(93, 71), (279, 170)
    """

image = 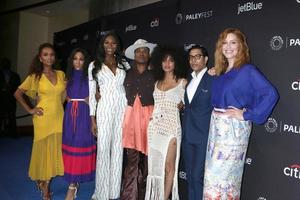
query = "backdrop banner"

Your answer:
(54, 1), (300, 199)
